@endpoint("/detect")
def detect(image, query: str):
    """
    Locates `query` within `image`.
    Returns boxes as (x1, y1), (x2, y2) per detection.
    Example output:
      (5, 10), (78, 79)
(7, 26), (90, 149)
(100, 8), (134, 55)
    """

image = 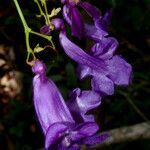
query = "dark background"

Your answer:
(0, 0), (150, 149)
